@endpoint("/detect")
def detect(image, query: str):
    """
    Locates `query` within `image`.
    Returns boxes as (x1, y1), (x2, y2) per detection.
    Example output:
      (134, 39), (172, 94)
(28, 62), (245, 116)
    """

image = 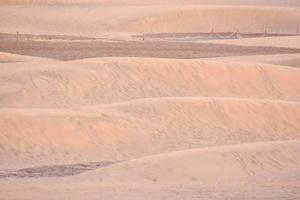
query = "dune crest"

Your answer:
(112, 6), (300, 33)
(77, 140), (300, 182)
(1, 5), (300, 35)
(1, 58), (300, 108)
(1, 97), (299, 168)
